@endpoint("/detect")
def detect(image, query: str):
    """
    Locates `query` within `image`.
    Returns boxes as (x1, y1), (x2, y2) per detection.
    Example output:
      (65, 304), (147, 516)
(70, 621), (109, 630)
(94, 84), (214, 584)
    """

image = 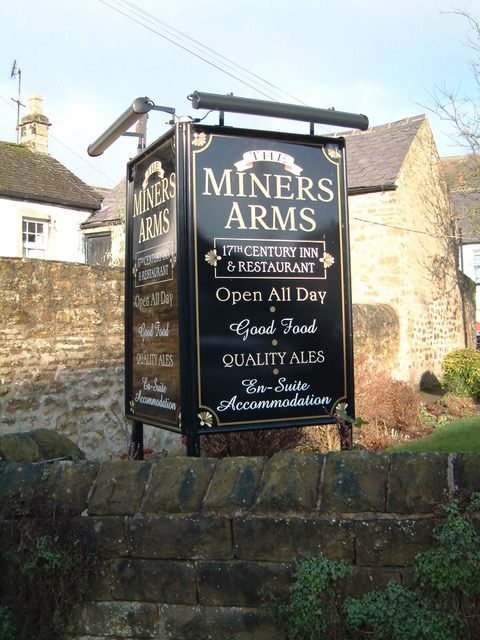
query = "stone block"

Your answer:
(354, 517), (434, 566)
(387, 453), (449, 513)
(86, 560), (112, 602)
(110, 558), (197, 604)
(321, 451), (390, 513)
(86, 516), (129, 558)
(127, 514), (232, 559)
(340, 566), (402, 598)
(46, 460), (99, 514)
(142, 457), (218, 513)
(454, 453), (480, 492)
(66, 601), (158, 637)
(88, 461), (151, 516)
(29, 427), (85, 460)
(233, 515), (354, 562)
(157, 604), (280, 640)
(0, 462), (48, 506)
(204, 456), (267, 510)
(196, 560), (293, 607)
(254, 451), (323, 512)
(0, 432), (44, 462)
